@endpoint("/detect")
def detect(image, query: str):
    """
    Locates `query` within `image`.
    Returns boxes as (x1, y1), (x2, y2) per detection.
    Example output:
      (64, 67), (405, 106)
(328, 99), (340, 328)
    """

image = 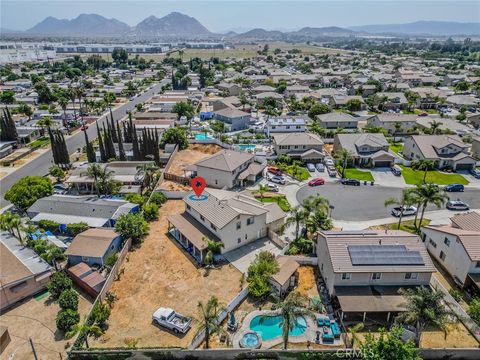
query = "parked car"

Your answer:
(325, 158), (334, 167)
(269, 175), (286, 185)
(266, 183), (279, 192)
(152, 307), (192, 334)
(306, 163), (315, 172)
(418, 112), (429, 117)
(445, 183), (464, 192)
(327, 166), (337, 177)
(308, 178), (325, 186)
(469, 168), (480, 179)
(391, 206), (417, 217)
(315, 163), (325, 172)
(267, 166), (282, 176)
(341, 178), (361, 186)
(391, 165), (402, 176)
(446, 200), (470, 211)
